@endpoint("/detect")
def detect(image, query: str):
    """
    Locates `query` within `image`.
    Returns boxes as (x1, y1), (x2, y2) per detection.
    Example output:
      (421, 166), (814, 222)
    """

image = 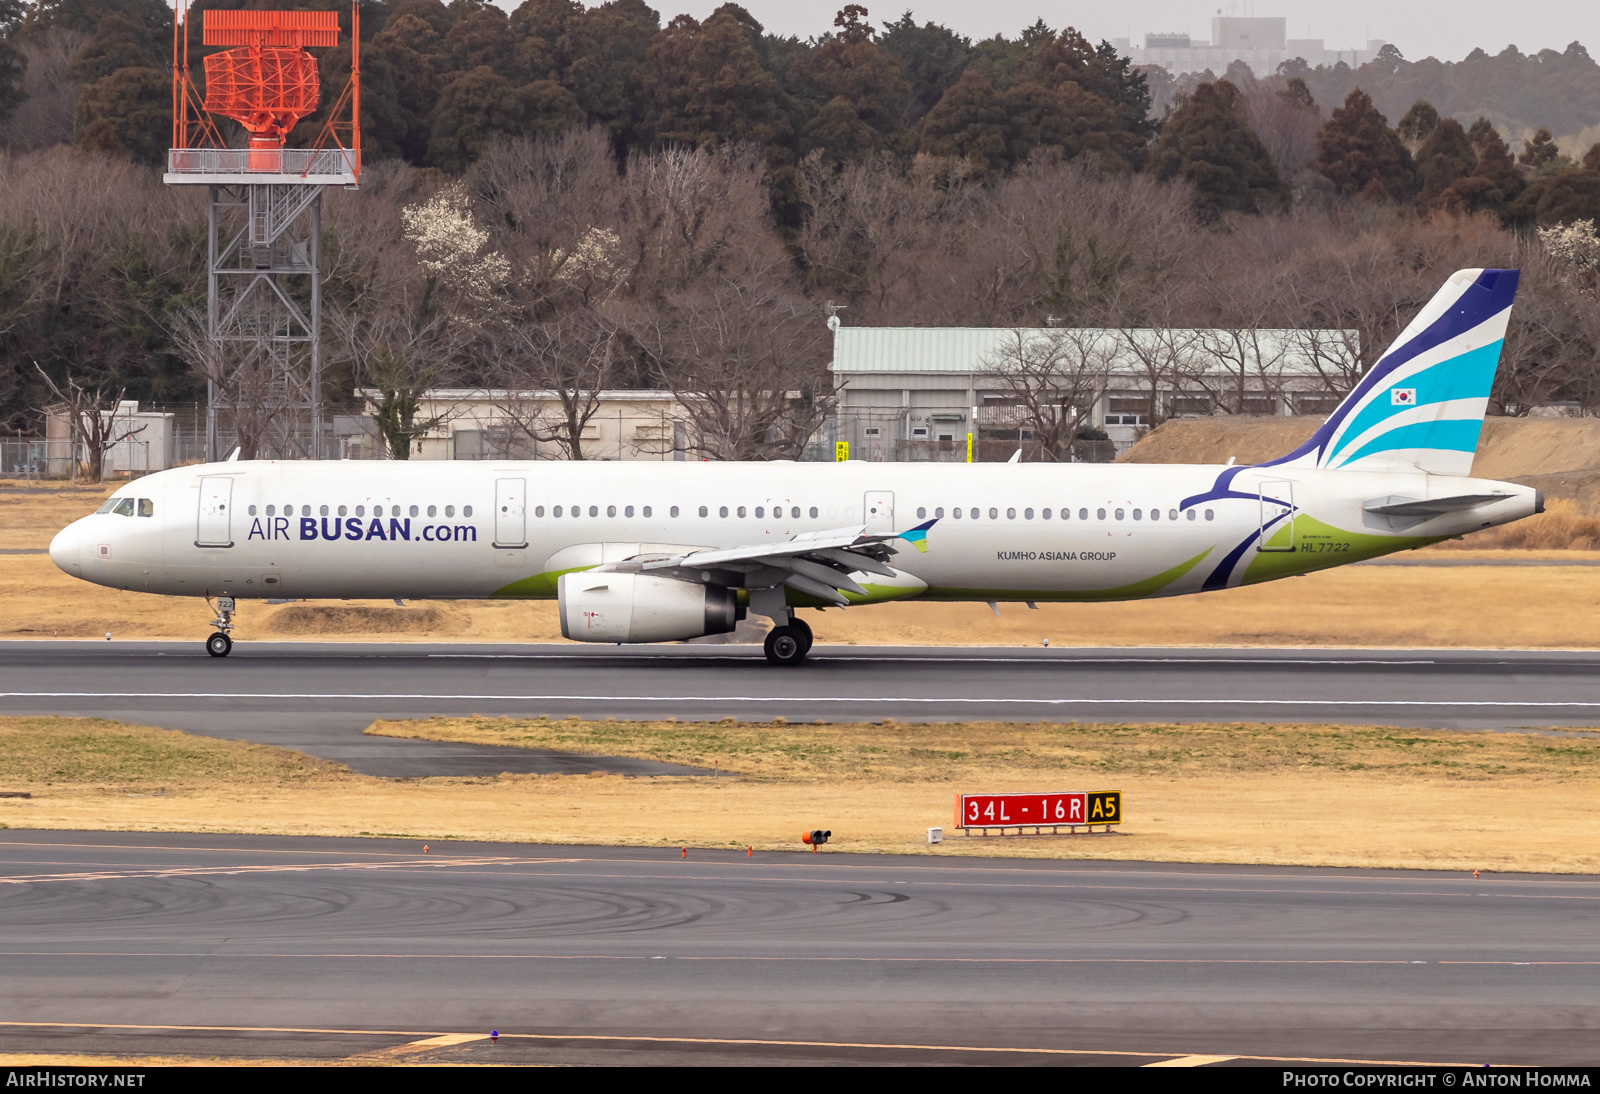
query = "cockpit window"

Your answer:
(112, 498), (136, 517)
(138, 499), (154, 517)
(95, 498), (118, 514)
